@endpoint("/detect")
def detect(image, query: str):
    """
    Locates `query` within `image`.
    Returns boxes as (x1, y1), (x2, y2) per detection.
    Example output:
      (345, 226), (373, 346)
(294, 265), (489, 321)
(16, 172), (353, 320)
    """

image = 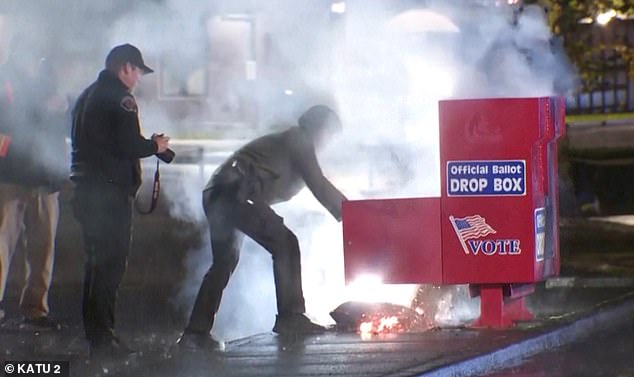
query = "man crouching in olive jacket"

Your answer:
(178, 105), (347, 350)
